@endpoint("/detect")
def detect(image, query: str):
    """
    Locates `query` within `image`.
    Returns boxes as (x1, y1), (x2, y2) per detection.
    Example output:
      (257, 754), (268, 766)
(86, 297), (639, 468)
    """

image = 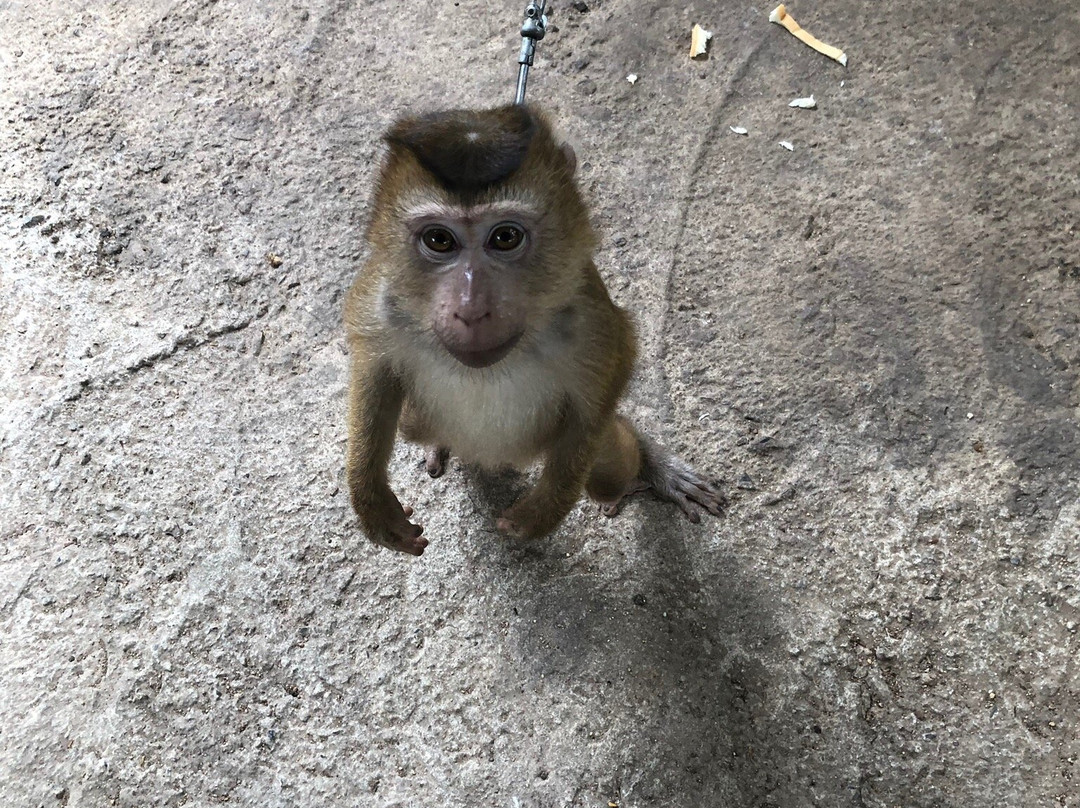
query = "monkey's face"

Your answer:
(401, 201), (542, 369)
(367, 105), (595, 370)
